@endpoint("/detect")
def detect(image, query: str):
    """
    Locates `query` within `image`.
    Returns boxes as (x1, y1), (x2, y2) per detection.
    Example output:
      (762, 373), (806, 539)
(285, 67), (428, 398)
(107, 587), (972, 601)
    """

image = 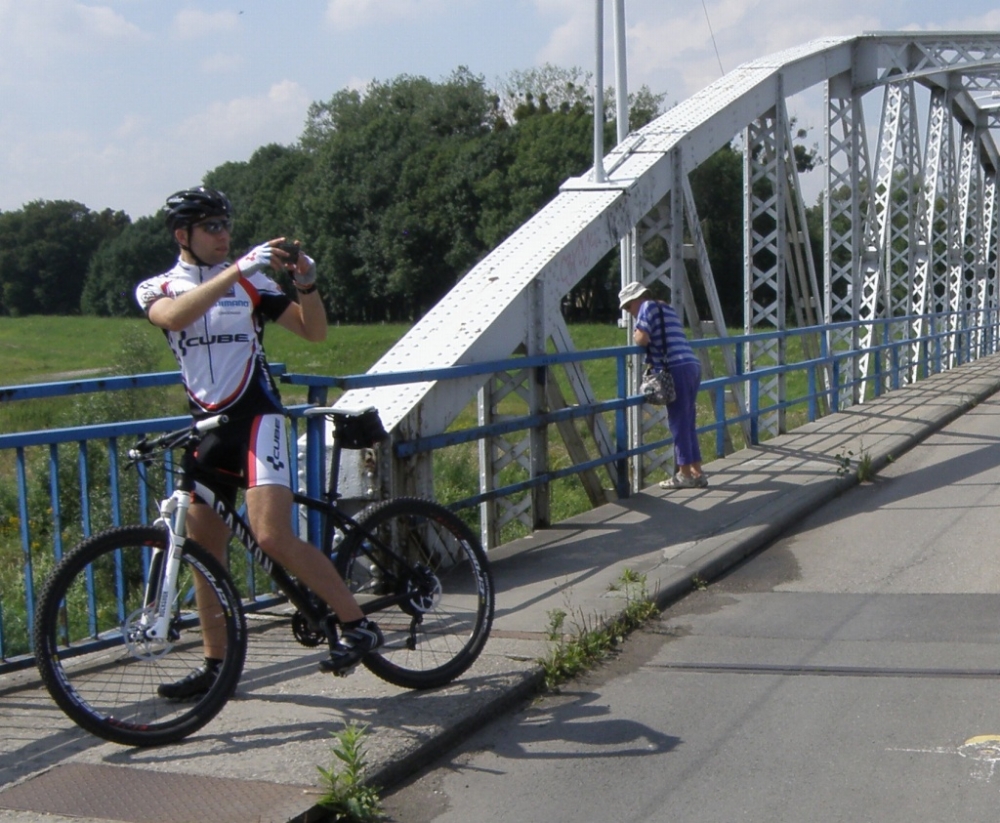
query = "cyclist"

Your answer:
(135, 187), (382, 698)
